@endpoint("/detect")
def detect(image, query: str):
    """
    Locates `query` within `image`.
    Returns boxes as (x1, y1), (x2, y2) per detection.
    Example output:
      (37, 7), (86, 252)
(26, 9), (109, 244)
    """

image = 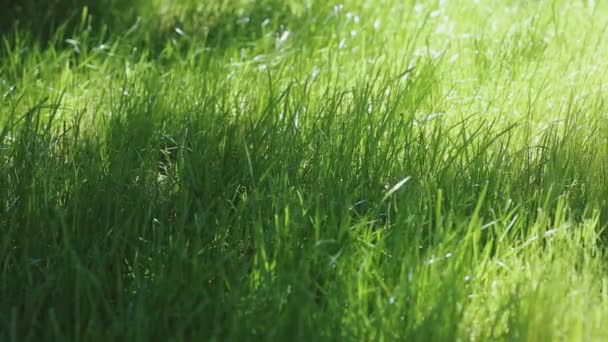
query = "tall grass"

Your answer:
(2, 0), (608, 340)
